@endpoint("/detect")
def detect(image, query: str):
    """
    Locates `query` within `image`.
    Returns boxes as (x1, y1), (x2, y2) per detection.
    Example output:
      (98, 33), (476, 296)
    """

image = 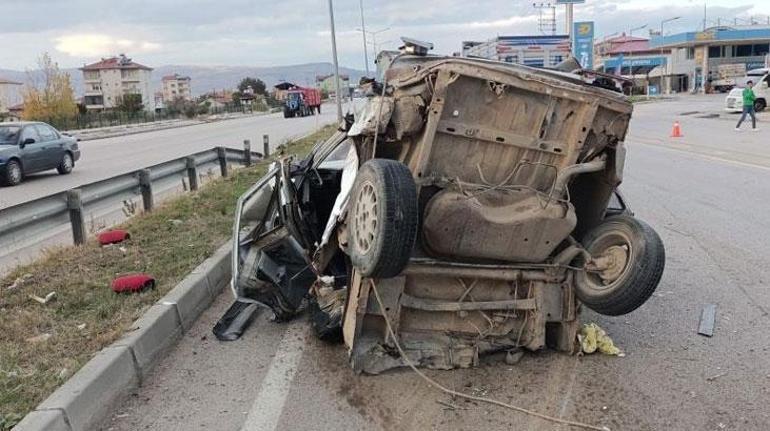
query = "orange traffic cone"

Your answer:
(671, 121), (683, 138)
